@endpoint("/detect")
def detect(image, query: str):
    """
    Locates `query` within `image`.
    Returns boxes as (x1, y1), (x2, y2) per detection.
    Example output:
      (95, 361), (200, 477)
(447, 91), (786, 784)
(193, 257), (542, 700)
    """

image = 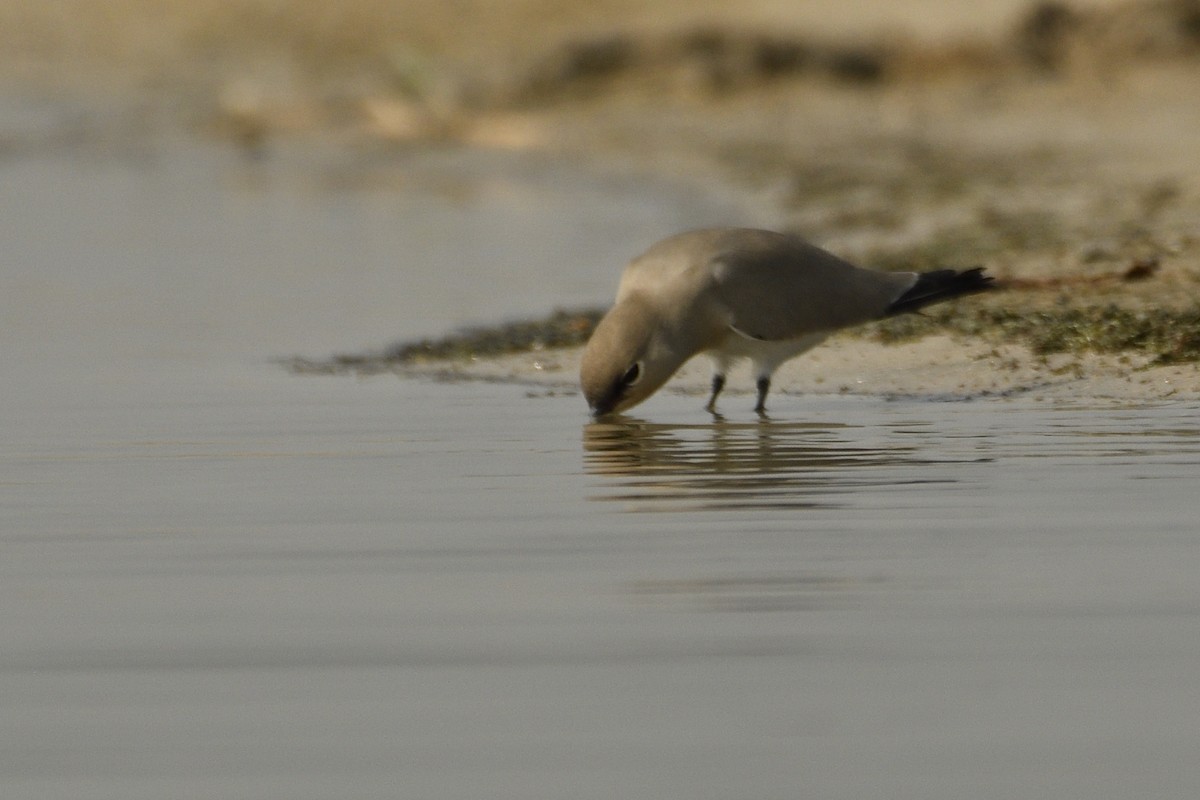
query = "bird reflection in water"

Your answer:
(583, 414), (955, 512)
